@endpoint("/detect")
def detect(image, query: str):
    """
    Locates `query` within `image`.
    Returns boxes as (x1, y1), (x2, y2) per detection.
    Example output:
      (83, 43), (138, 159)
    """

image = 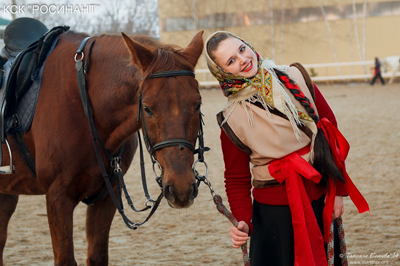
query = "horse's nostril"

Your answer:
(164, 184), (175, 203)
(191, 183), (198, 200)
